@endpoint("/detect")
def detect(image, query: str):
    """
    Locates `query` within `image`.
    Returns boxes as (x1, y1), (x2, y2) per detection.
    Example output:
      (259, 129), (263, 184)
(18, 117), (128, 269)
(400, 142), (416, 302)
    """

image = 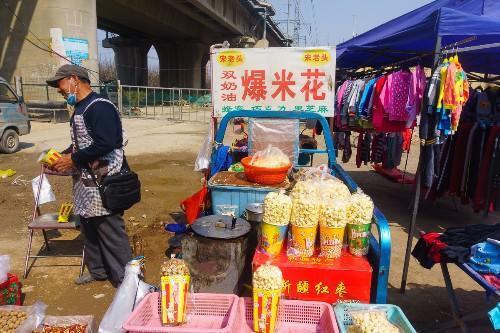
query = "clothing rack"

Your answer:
(340, 53), (429, 79)
(400, 38), (500, 293)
